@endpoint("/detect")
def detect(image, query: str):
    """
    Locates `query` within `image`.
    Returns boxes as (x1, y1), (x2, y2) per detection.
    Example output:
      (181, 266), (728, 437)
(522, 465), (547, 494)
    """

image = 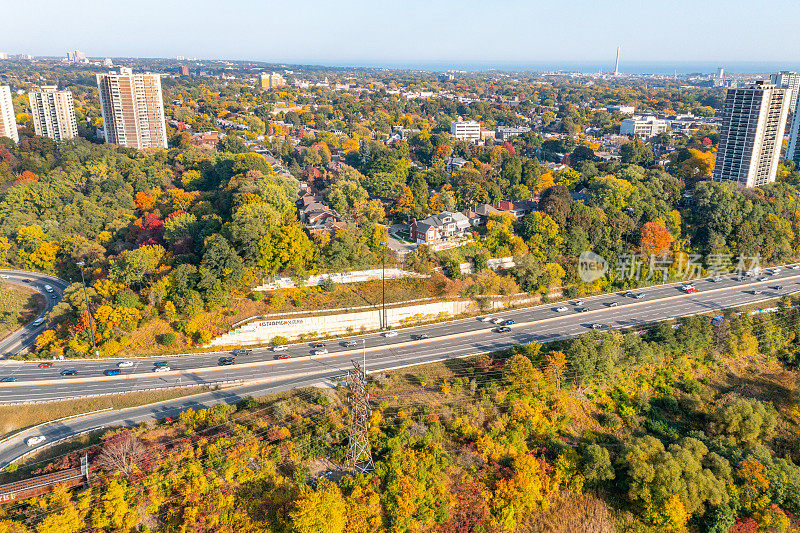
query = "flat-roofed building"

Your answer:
(28, 86), (78, 141)
(620, 116), (668, 138)
(96, 68), (167, 149)
(450, 120), (481, 141)
(0, 85), (18, 143)
(714, 81), (790, 188)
